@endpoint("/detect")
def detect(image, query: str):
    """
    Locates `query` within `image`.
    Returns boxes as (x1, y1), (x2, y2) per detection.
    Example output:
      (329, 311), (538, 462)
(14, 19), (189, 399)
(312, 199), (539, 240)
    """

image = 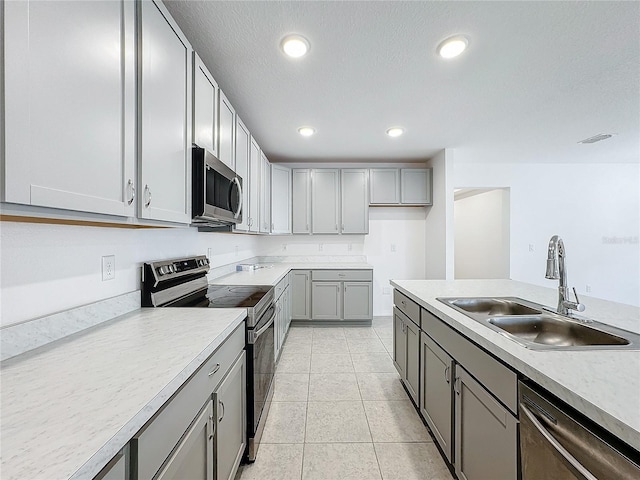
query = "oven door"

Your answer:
(247, 304), (275, 441)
